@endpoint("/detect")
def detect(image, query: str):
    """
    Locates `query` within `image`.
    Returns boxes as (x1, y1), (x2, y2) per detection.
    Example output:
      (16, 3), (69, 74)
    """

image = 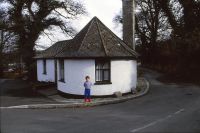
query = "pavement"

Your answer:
(0, 79), (59, 107)
(0, 78), (149, 109)
(0, 68), (200, 133)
